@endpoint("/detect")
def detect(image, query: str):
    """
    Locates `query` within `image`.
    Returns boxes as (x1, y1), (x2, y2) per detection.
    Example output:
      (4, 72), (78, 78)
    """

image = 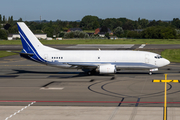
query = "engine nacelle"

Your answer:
(99, 65), (116, 74)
